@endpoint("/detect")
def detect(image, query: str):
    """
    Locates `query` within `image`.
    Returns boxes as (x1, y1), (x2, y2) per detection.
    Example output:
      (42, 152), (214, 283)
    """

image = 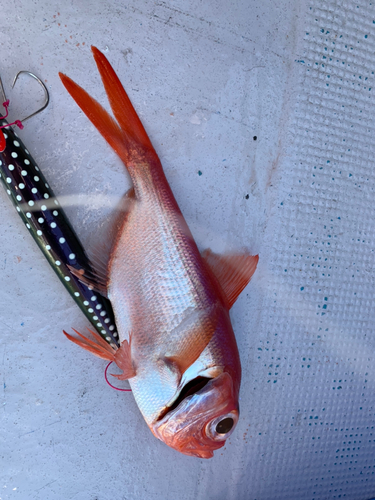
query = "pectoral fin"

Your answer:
(202, 249), (259, 309)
